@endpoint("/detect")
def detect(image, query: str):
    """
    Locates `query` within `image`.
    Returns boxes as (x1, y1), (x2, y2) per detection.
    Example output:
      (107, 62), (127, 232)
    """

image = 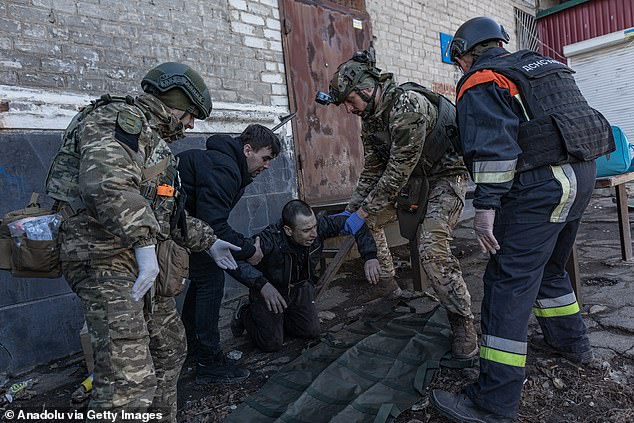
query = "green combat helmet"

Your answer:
(328, 51), (380, 105)
(315, 45), (382, 119)
(141, 62), (213, 119)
